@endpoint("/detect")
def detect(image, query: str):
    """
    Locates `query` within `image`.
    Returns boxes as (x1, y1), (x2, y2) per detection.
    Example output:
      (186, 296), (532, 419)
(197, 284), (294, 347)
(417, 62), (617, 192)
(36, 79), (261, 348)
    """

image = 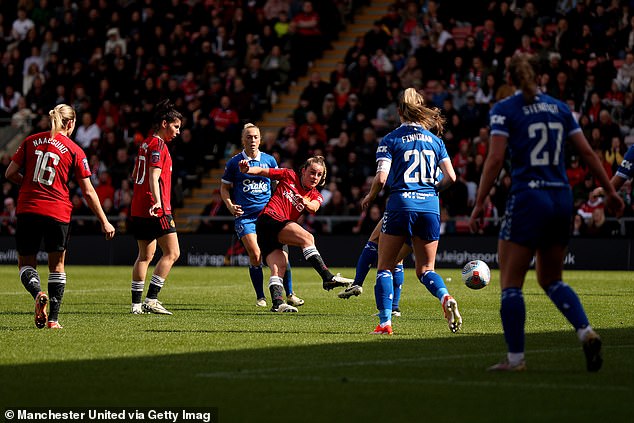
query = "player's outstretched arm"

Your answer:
(238, 160), (270, 177)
